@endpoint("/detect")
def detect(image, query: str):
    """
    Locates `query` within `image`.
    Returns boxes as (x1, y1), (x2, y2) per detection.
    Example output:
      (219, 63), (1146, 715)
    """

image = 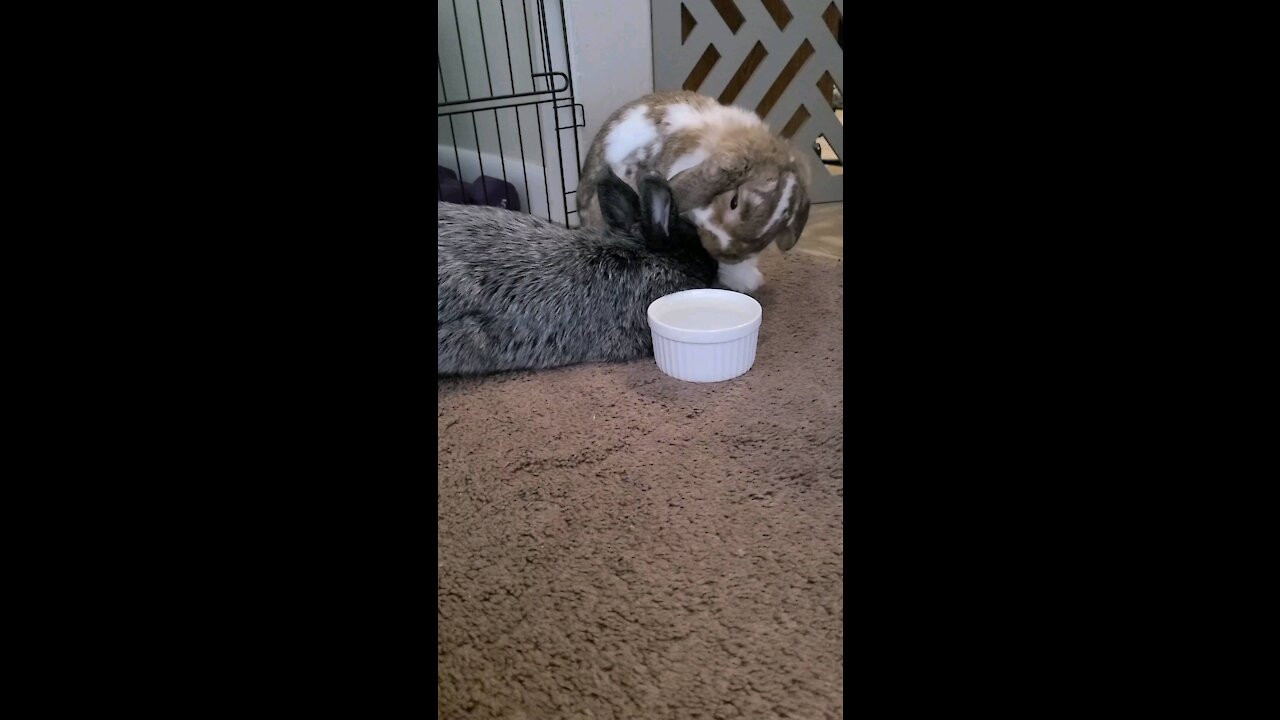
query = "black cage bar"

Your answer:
(437, 0), (585, 227)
